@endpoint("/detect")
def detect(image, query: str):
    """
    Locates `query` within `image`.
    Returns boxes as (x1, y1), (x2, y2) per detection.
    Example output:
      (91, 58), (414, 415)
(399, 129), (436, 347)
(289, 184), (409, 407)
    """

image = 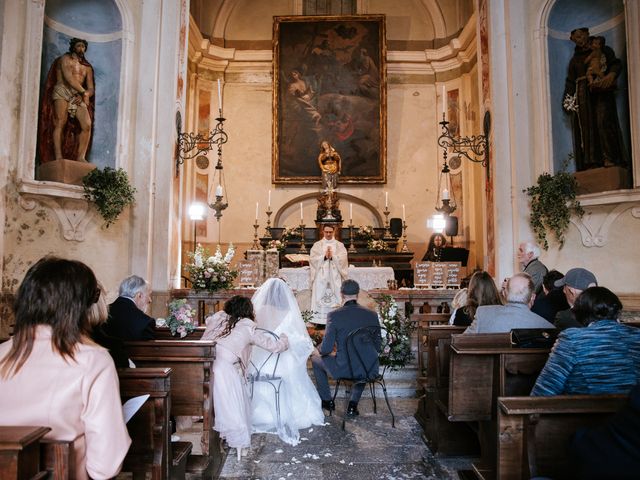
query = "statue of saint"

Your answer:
(38, 37), (95, 163)
(317, 141), (341, 190)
